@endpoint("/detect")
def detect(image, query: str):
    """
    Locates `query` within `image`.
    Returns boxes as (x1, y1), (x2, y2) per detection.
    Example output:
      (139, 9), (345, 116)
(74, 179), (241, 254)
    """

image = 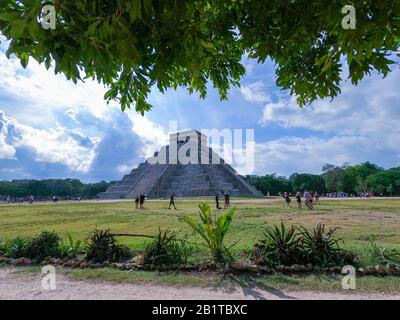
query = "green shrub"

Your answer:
(24, 231), (62, 260)
(298, 224), (357, 267)
(60, 233), (84, 258)
(252, 222), (303, 266)
(144, 228), (193, 266)
(253, 223), (358, 267)
(3, 237), (31, 258)
(182, 203), (235, 262)
(366, 238), (400, 266)
(85, 229), (132, 263)
(0, 240), (6, 255)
